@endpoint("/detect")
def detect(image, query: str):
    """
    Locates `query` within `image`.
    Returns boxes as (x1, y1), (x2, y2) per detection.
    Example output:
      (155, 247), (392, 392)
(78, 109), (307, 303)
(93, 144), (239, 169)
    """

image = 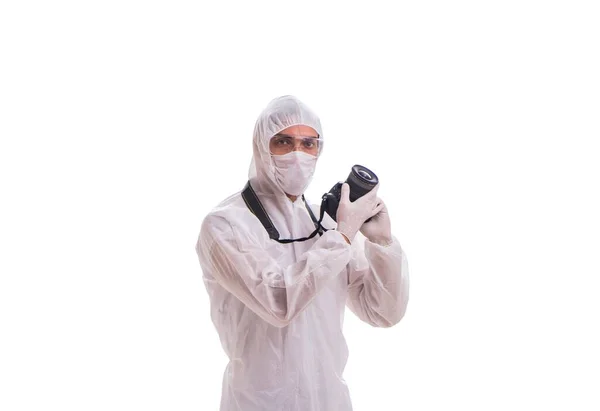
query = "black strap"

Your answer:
(242, 181), (328, 243)
(241, 181), (280, 241)
(303, 195), (325, 236)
